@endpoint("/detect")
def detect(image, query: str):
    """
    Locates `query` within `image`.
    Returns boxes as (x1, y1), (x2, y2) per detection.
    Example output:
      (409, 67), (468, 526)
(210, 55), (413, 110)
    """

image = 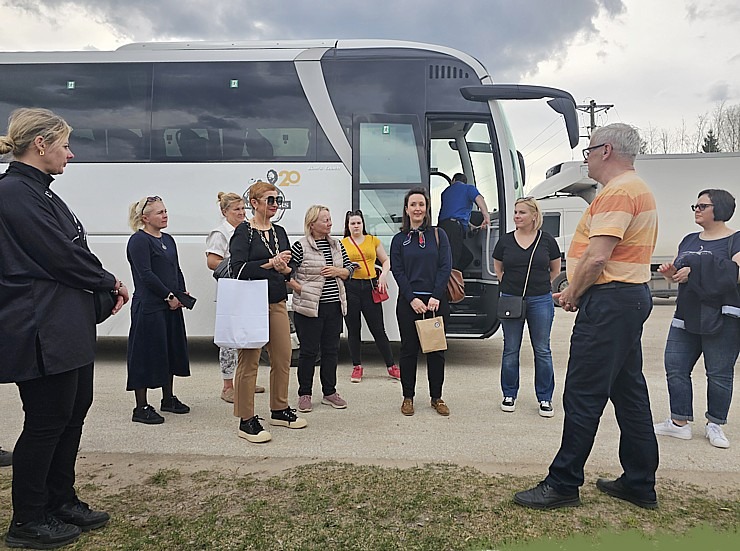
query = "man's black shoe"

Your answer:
(51, 500), (110, 531)
(160, 395), (190, 414)
(596, 477), (658, 509)
(514, 480), (581, 510)
(5, 515), (81, 549)
(0, 447), (11, 468)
